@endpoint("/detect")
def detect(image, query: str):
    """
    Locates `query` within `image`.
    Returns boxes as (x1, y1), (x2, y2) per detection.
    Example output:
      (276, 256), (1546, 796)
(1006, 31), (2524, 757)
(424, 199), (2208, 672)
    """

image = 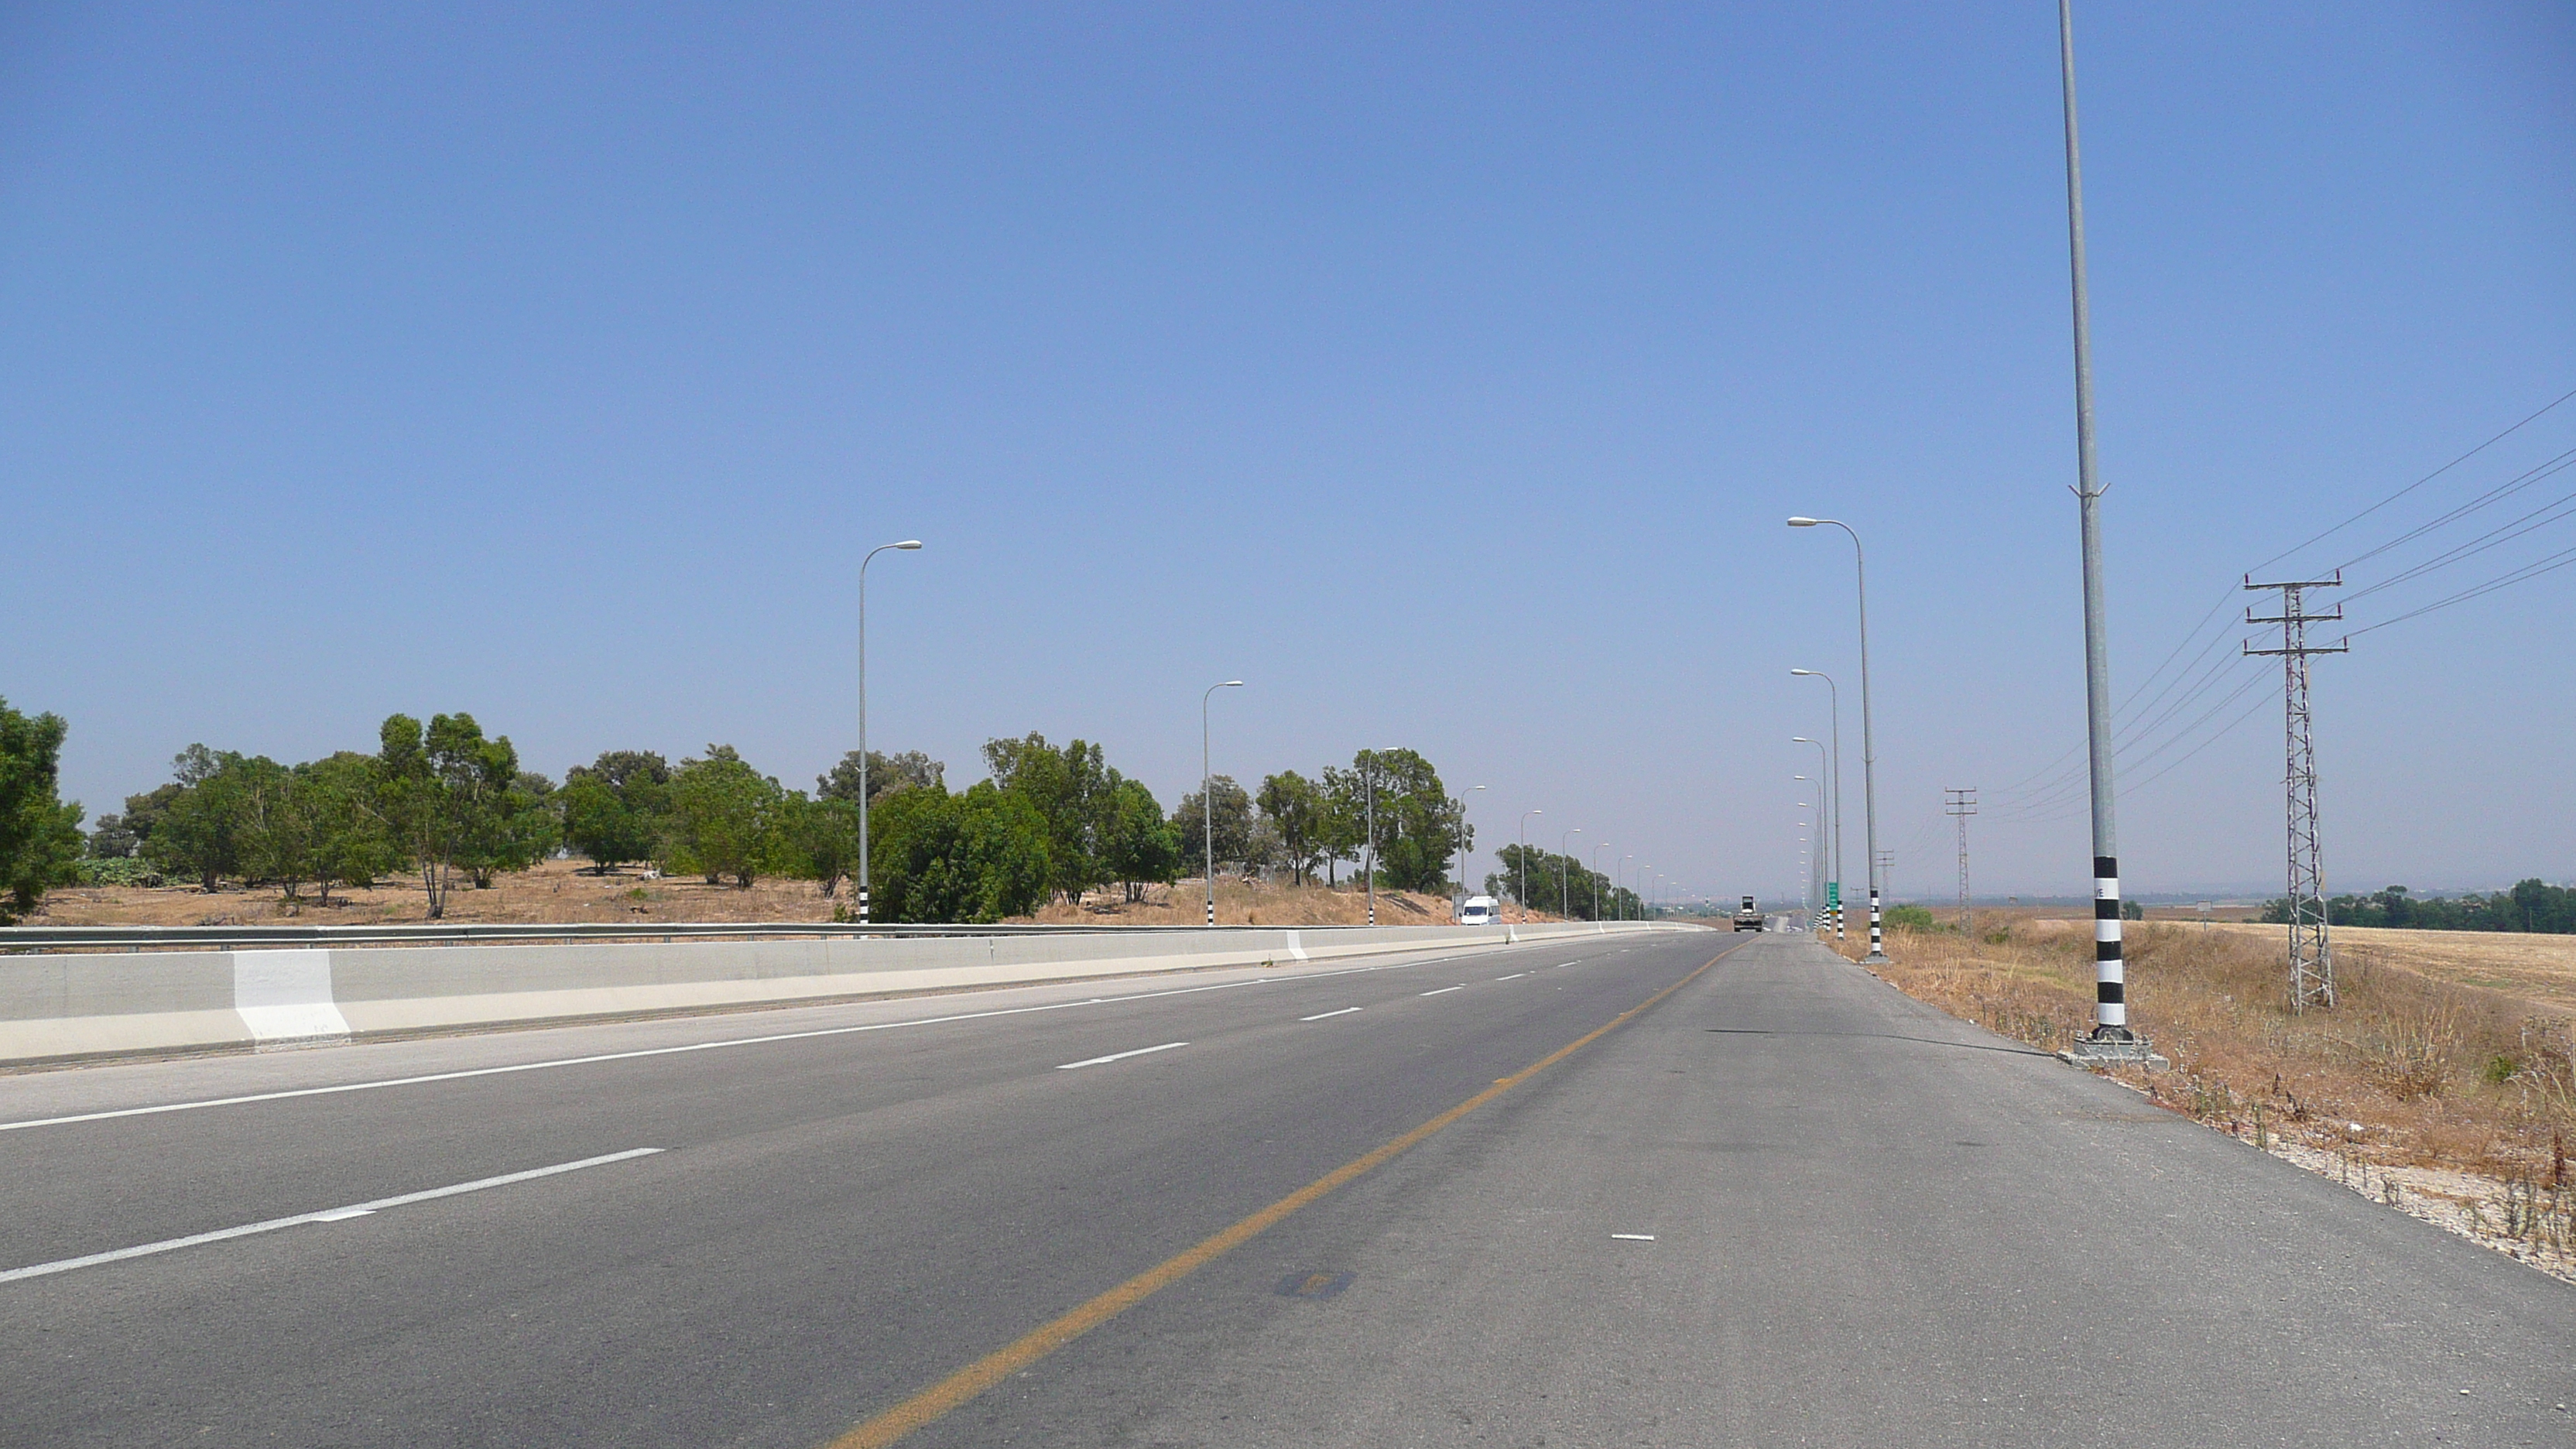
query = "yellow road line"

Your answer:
(823, 940), (1741, 1449)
